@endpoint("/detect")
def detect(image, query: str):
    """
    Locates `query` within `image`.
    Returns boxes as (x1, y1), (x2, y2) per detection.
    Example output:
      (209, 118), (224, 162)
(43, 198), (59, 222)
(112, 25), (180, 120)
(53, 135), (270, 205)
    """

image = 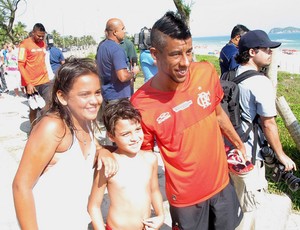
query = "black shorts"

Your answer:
(27, 81), (53, 104)
(169, 182), (243, 230)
